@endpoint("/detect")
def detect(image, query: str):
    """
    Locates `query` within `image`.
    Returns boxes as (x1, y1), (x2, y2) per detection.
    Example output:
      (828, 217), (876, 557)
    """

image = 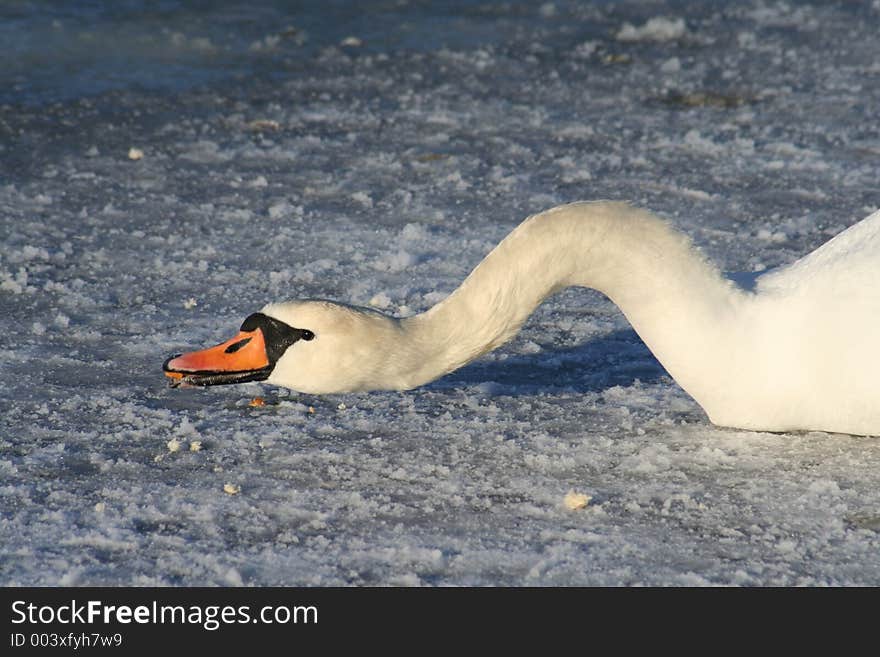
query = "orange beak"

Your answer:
(163, 328), (273, 387)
